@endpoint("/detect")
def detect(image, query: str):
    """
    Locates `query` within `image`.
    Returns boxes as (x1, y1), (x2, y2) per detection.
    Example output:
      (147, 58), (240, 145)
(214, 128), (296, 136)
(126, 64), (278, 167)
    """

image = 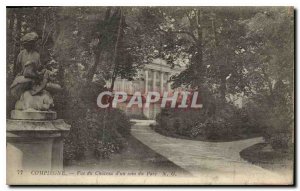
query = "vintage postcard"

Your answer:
(6, 6), (294, 185)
